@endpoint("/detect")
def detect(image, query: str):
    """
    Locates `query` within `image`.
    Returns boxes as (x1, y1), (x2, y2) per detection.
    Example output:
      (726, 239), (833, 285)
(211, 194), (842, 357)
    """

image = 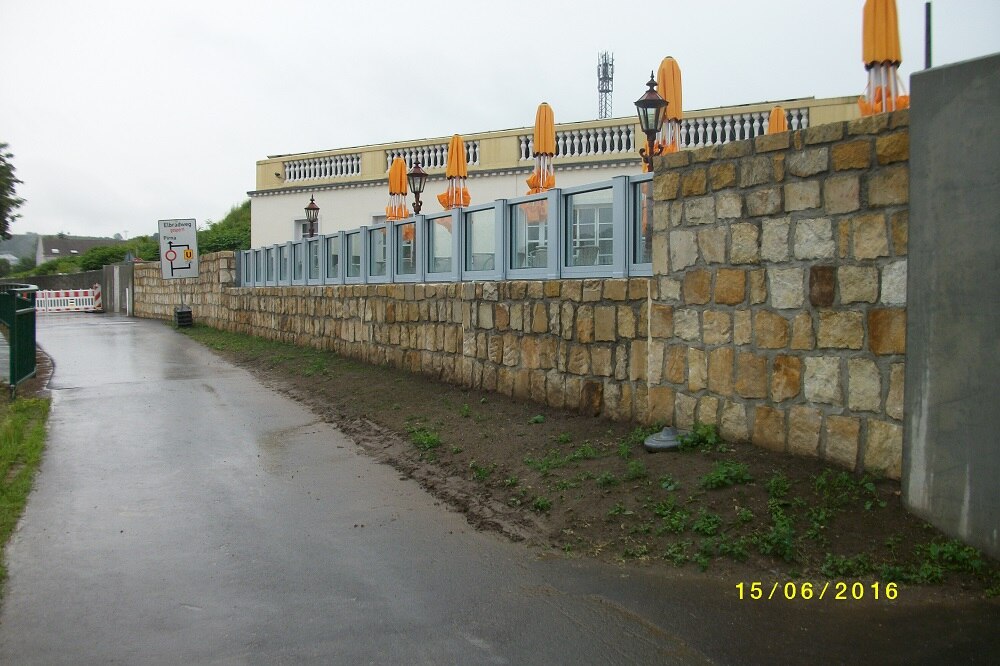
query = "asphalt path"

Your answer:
(0, 315), (994, 664)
